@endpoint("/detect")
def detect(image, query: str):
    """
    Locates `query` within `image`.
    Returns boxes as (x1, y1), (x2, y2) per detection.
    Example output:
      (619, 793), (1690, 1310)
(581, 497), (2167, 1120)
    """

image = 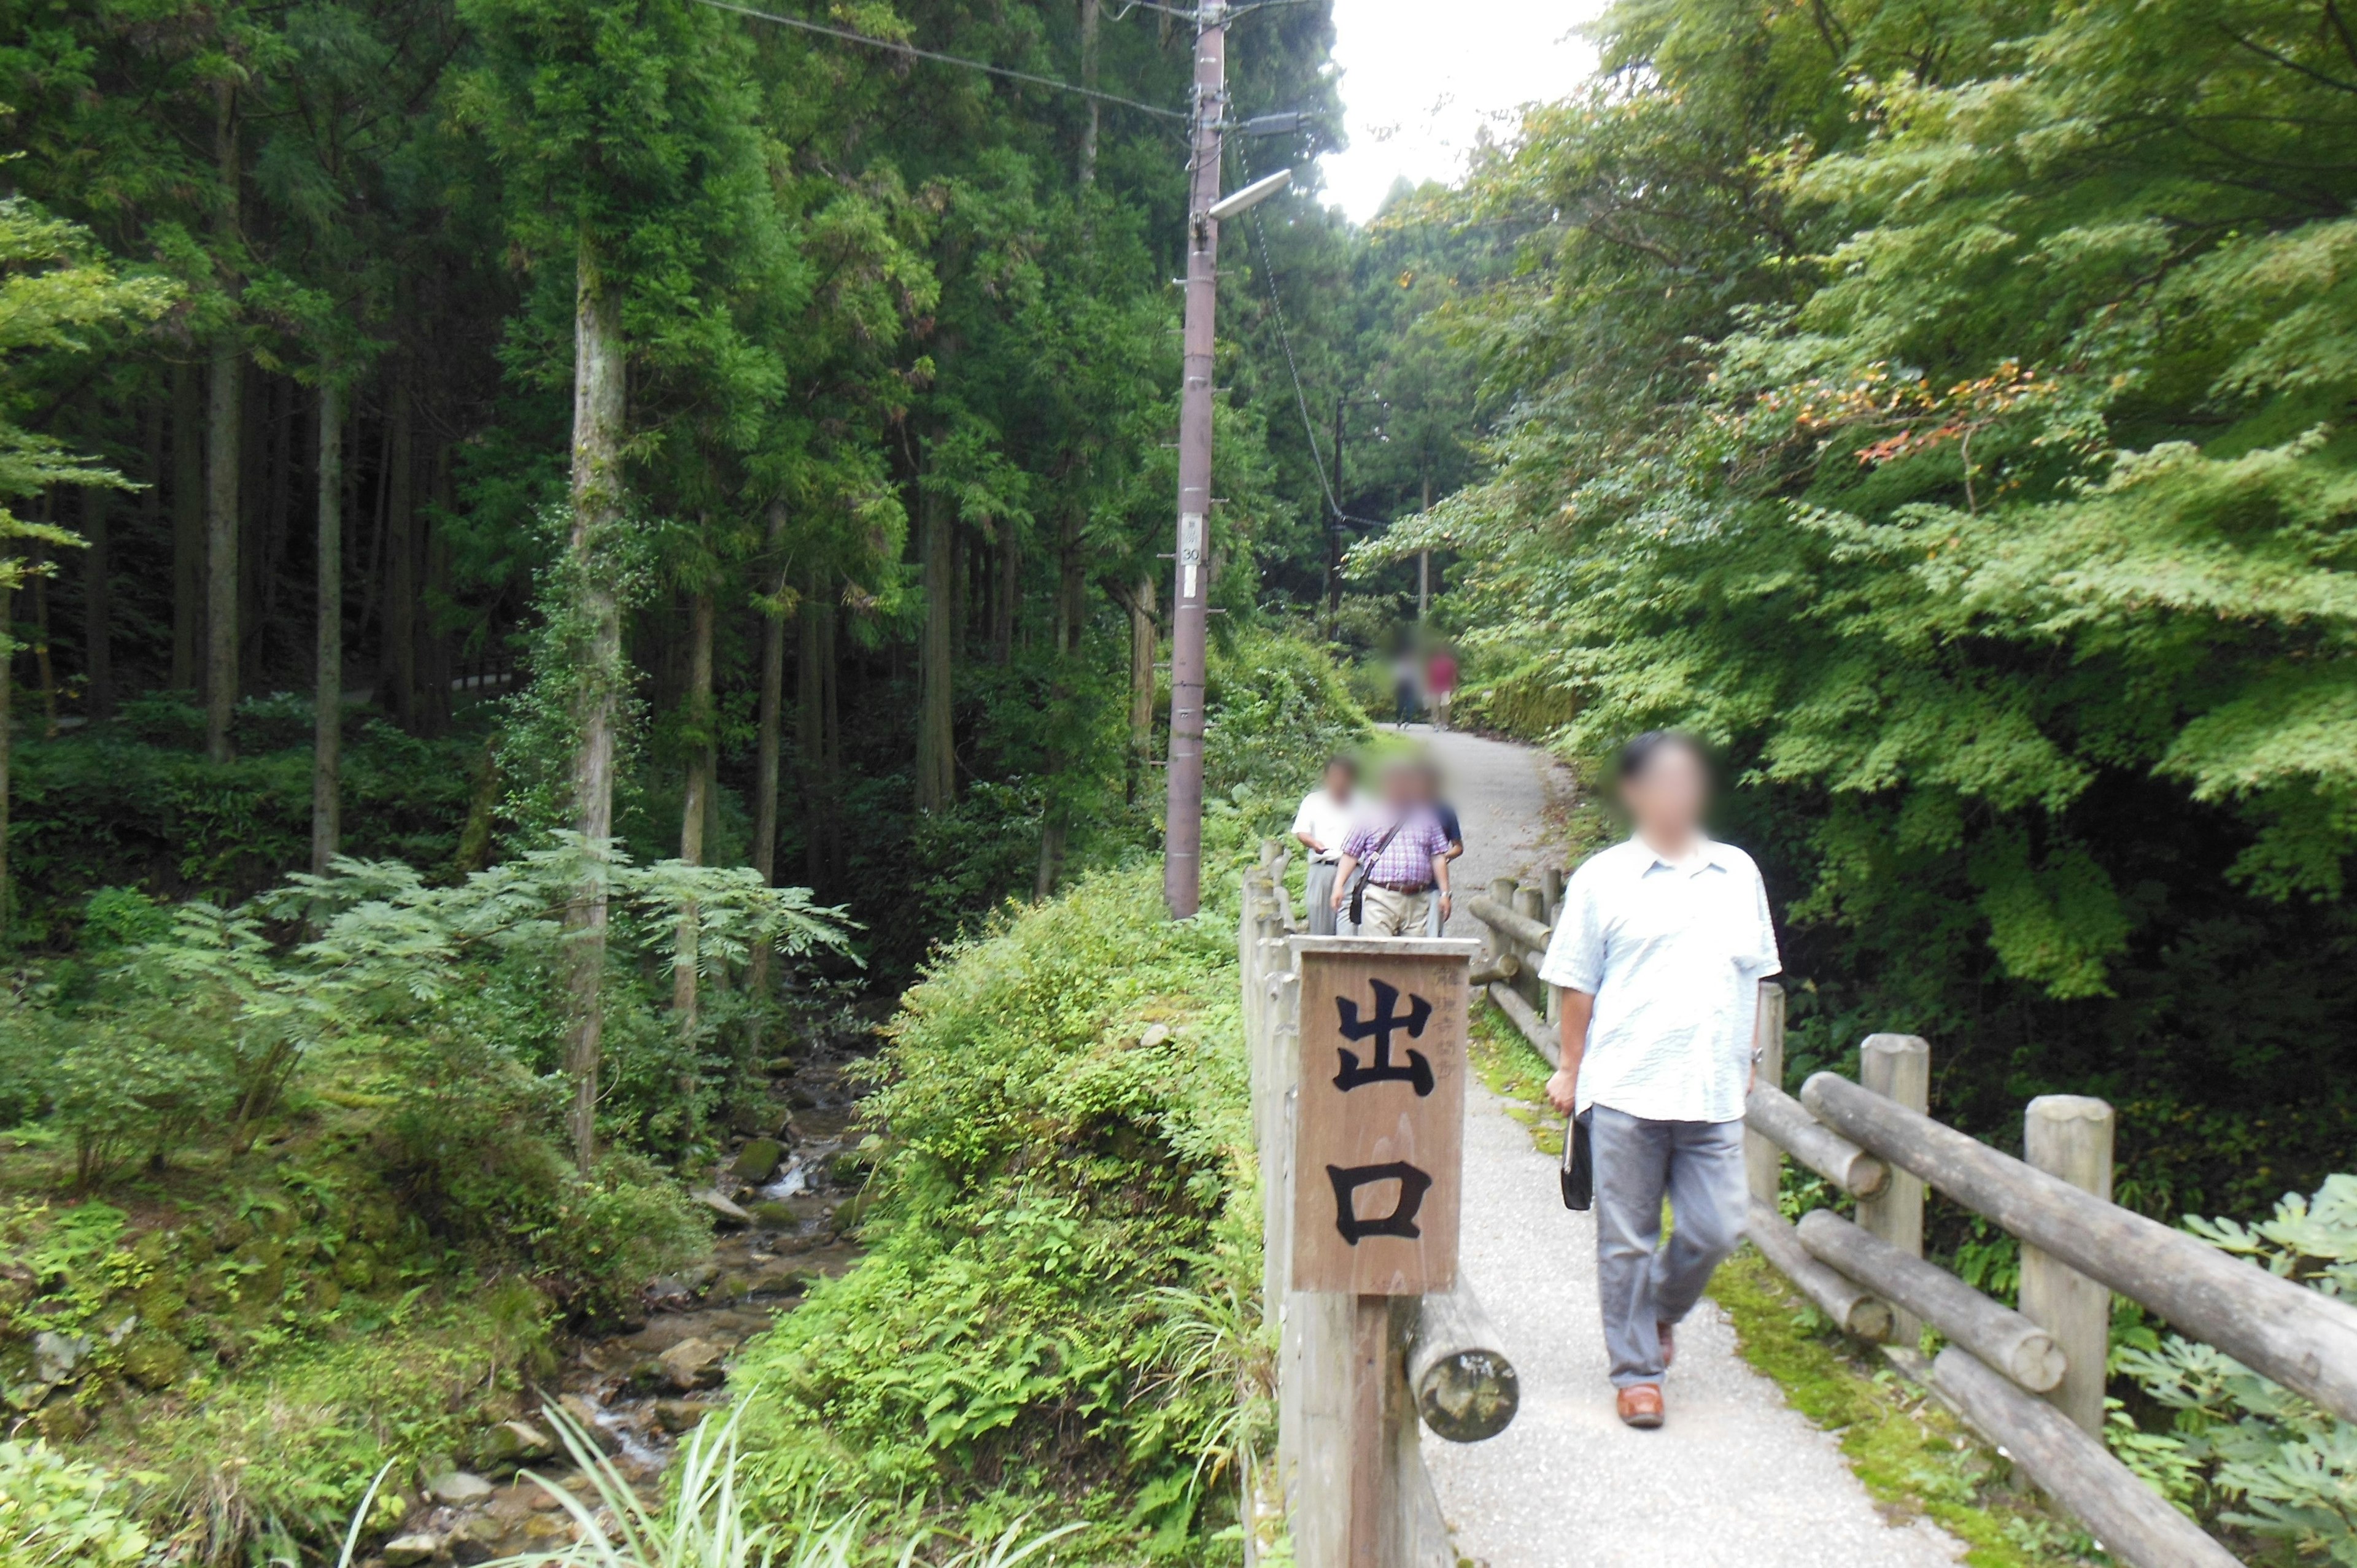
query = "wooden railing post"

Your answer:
(2021, 1095), (2115, 1437)
(1743, 980), (1786, 1208)
(1511, 884), (1549, 1016)
(1857, 1033), (1929, 1345)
